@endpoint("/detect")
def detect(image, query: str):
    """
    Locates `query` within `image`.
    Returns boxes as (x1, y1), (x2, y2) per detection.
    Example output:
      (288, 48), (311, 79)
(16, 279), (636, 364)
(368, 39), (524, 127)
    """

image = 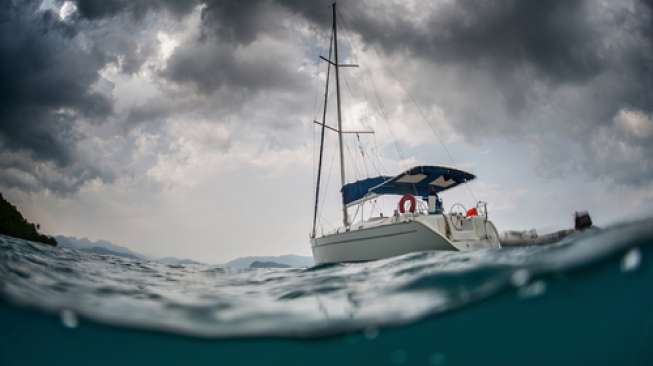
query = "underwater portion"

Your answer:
(1, 219), (652, 365)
